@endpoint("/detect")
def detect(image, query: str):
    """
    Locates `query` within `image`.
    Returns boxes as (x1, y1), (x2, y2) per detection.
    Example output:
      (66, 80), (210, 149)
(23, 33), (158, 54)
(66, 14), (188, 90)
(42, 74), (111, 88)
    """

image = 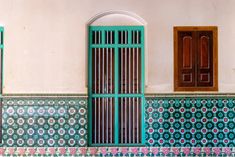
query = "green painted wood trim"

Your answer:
(88, 27), (93, 145)
(91, 93), (143, 98)
(88, 26), (145, 146)
(128, 29), (132, 44)
(101, 30), (105, 45)
(89, 26), (143, 30)
(114, 29), (119, 144)
(140, 26), (145, 144)
(0, 27), (4, 96)
(91, 44), (142, 48)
